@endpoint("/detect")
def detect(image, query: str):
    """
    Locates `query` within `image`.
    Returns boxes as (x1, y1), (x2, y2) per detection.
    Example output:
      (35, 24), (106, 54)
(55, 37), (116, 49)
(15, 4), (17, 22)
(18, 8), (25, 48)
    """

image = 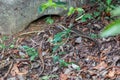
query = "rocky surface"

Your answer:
(0, 0), (87, 34)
